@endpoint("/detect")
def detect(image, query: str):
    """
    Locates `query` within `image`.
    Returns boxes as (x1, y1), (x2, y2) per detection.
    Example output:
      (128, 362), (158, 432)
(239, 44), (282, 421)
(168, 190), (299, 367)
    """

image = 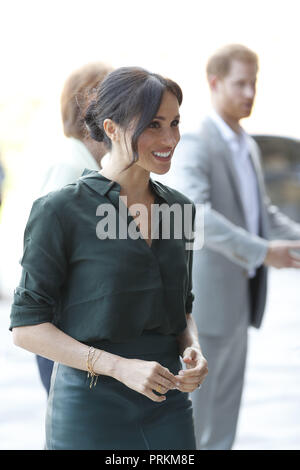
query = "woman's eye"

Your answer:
(148, 119), (180, 129)
(149, 121), (160, 129)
